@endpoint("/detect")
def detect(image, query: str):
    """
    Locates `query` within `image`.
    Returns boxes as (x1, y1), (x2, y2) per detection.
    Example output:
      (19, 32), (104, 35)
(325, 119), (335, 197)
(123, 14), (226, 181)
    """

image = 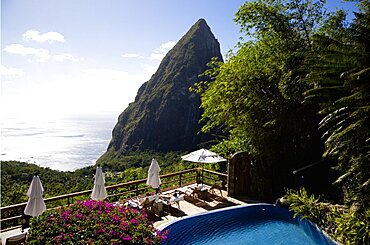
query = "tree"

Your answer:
(197, 0), (327, 200)
(304, 0), (370, 208)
